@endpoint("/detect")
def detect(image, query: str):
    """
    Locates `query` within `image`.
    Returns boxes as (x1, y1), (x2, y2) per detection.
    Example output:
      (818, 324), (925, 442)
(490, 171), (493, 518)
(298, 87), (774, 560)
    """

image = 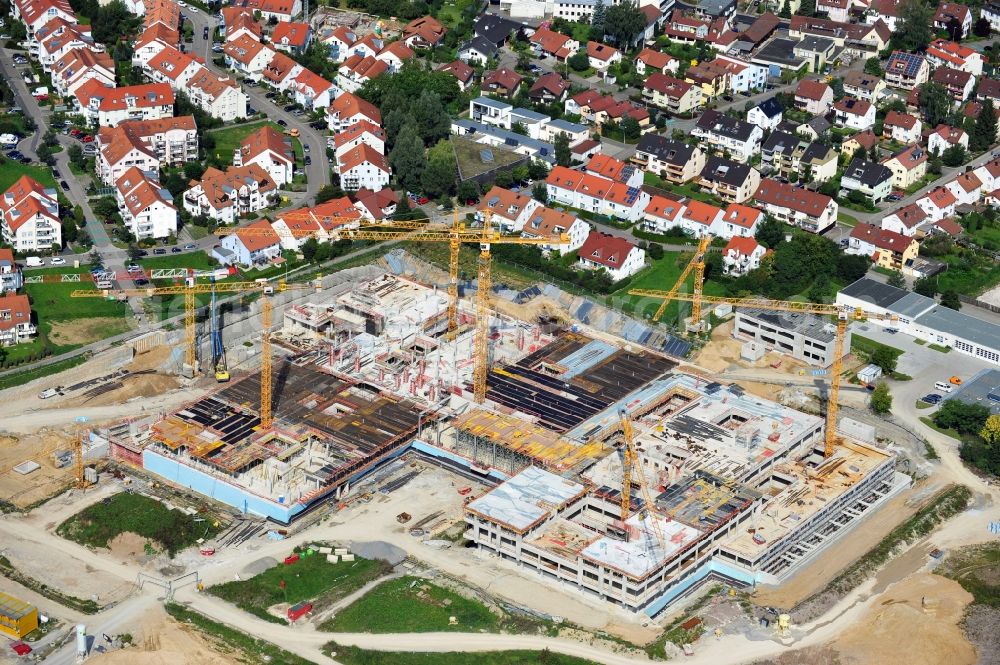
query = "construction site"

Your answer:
(62, 255), (907, 619)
